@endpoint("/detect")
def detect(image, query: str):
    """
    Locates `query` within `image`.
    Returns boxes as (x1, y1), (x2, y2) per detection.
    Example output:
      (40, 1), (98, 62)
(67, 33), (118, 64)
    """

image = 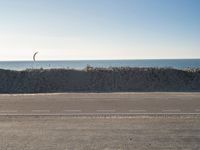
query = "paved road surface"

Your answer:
(0, 92), (200, 116)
